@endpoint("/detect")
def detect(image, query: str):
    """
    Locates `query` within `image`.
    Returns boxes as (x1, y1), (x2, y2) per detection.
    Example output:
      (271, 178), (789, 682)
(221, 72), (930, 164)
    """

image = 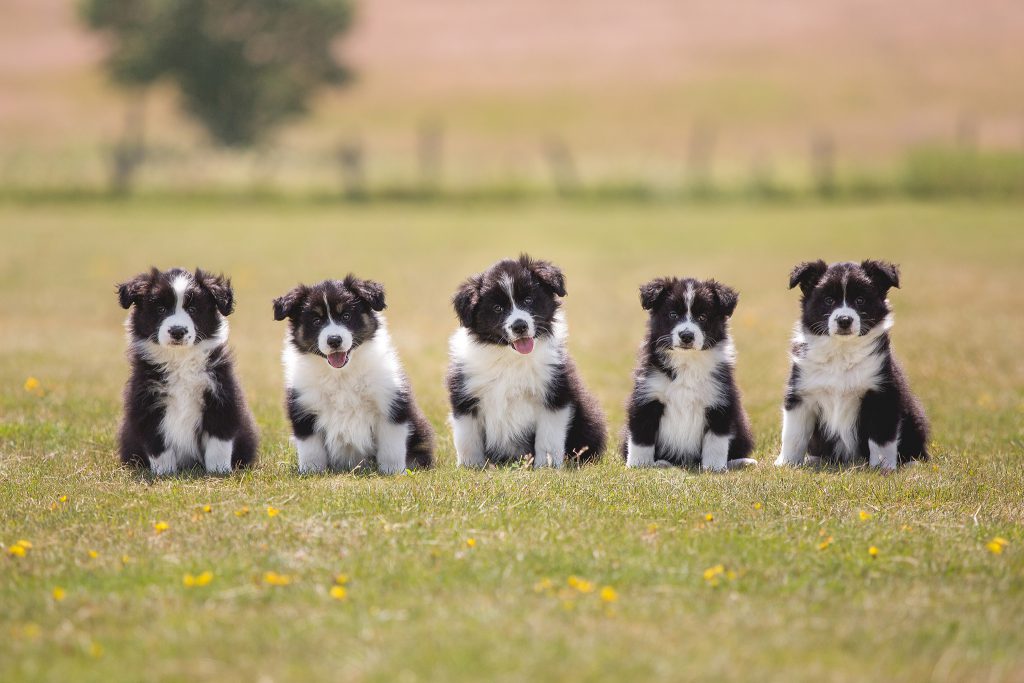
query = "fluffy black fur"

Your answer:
(780, 259), (929, 467)
(621, 277), (754, 468)
(117, 267), (258, 473)
(446, 254), (606, 466)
